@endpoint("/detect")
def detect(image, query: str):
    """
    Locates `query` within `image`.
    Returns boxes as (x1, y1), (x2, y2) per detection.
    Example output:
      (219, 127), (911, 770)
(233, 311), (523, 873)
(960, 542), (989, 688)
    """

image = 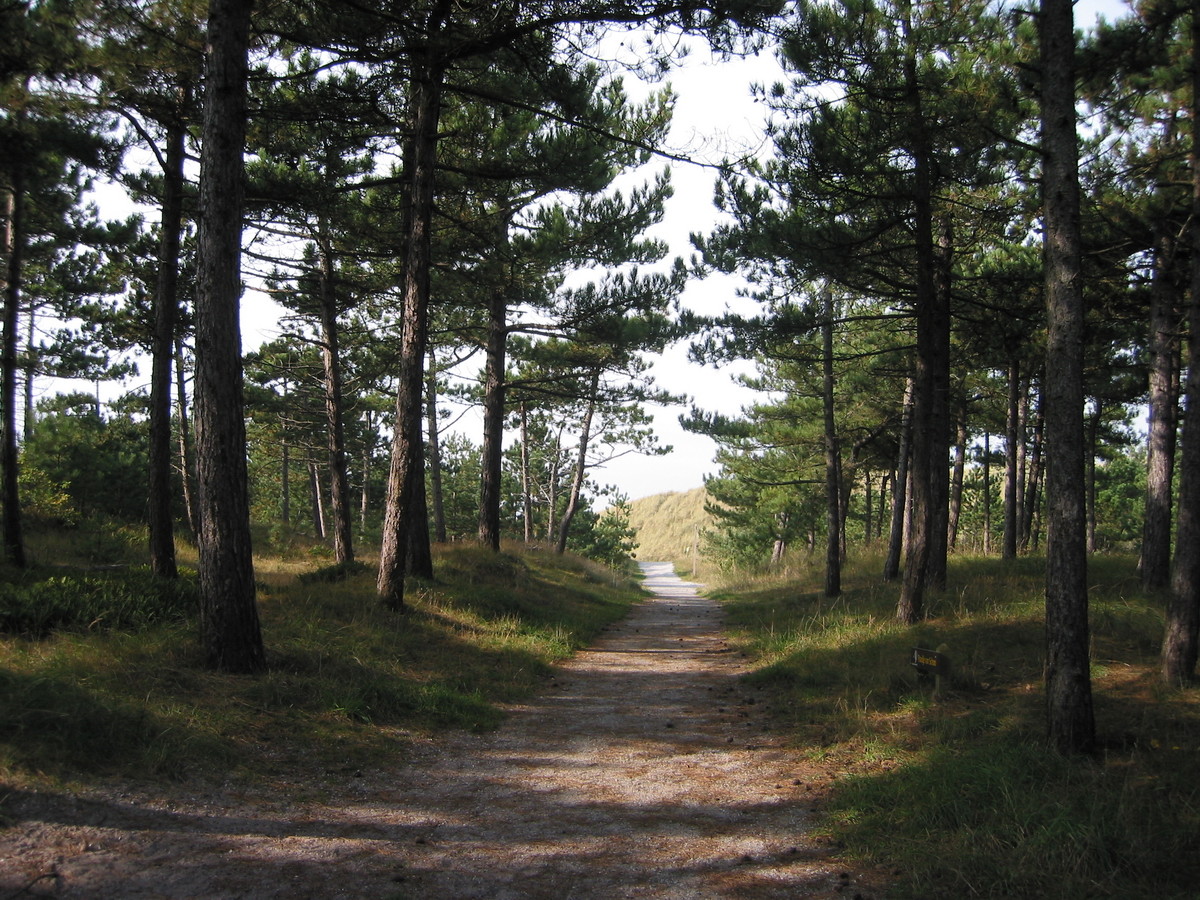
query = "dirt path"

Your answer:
(1, 562), (878, 899)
